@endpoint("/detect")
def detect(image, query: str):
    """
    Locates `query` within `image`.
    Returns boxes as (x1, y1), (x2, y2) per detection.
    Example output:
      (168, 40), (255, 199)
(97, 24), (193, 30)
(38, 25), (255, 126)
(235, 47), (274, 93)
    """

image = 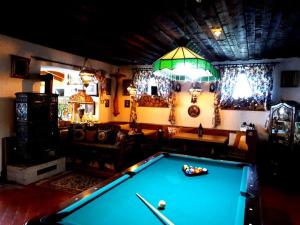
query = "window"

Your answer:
(132, 67), (171, 107)
(218, 64), (274, 111)
(232, 71), (252, 99)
